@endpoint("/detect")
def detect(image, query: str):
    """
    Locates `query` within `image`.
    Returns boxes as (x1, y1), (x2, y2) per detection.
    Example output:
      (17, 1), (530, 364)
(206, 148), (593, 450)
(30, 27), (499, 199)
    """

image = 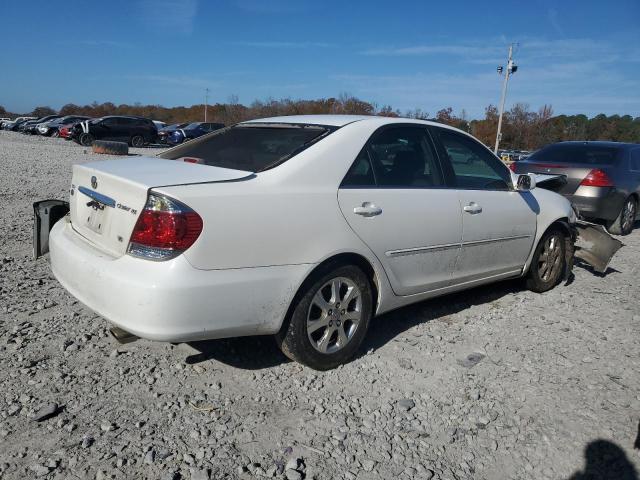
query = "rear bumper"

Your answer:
(49, 217), (310, 342)
(564, 186), (625, 221)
